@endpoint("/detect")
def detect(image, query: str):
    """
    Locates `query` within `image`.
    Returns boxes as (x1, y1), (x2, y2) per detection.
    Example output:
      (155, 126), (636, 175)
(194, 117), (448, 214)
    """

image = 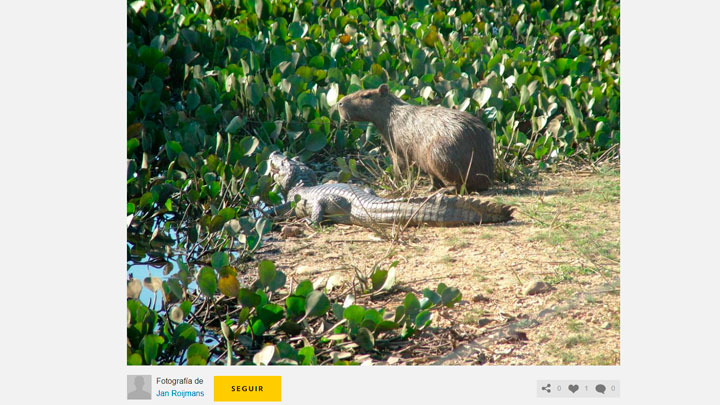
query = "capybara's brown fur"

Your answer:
(338, 84), (494, 191)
